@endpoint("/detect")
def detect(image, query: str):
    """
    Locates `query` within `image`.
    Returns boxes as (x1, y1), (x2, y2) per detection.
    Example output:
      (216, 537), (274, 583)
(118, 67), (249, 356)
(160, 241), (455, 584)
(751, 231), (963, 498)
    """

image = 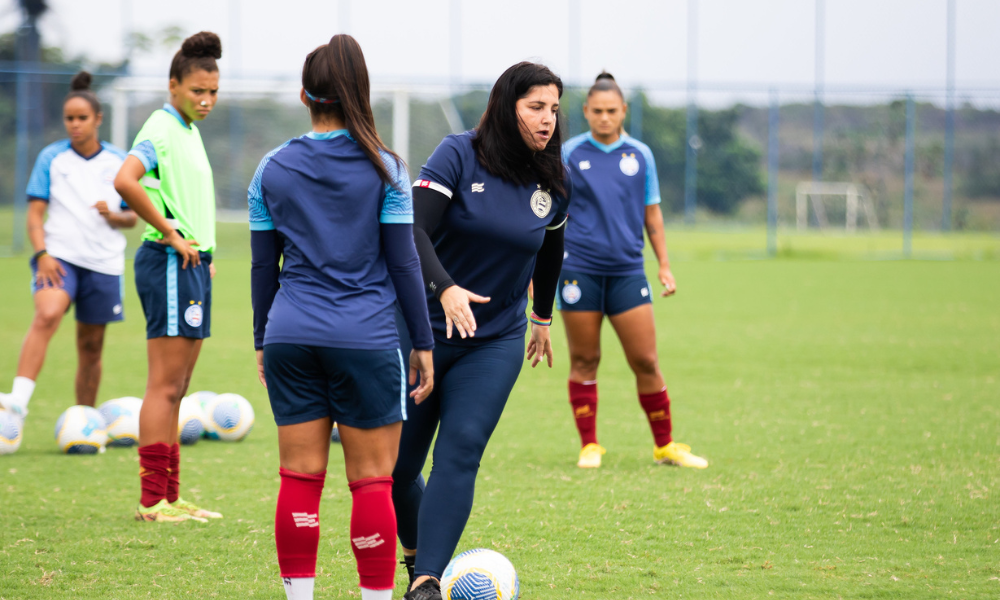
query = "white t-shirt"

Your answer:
(27, 140), (130, 276)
